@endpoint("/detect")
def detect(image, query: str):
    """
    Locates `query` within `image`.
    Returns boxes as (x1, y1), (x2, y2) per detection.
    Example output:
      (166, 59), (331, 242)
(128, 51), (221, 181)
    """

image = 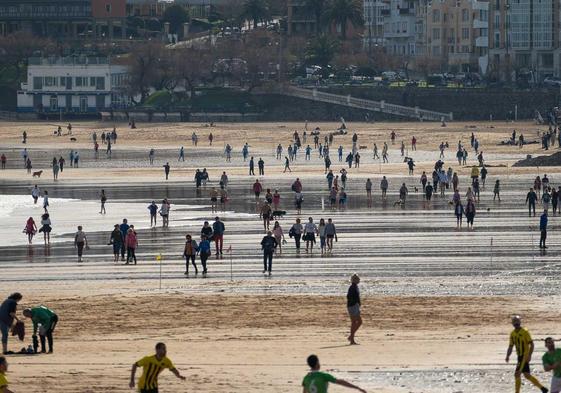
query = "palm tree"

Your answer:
(305, 35), (339, 67)
(241, 0), (269, 29)
(304, 0), (327, 35)
(323, 0), (364, 40)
